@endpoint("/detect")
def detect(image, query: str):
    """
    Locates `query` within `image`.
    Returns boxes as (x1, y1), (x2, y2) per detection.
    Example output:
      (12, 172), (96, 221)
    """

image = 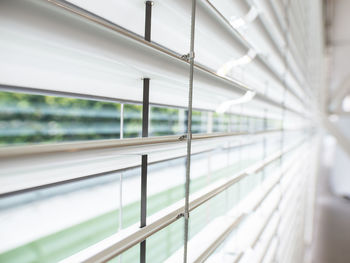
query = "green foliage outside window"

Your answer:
(123, 104), (142, 138)
(0, 91), (282, 146)
(150, 106), (180, 136)
(0, 91), (121, 145)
